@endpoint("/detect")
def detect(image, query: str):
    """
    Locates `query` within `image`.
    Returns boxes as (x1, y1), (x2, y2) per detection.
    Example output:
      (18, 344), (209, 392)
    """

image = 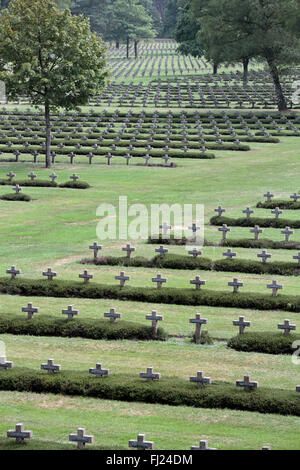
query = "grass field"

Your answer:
(0, 56), (300, 450)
